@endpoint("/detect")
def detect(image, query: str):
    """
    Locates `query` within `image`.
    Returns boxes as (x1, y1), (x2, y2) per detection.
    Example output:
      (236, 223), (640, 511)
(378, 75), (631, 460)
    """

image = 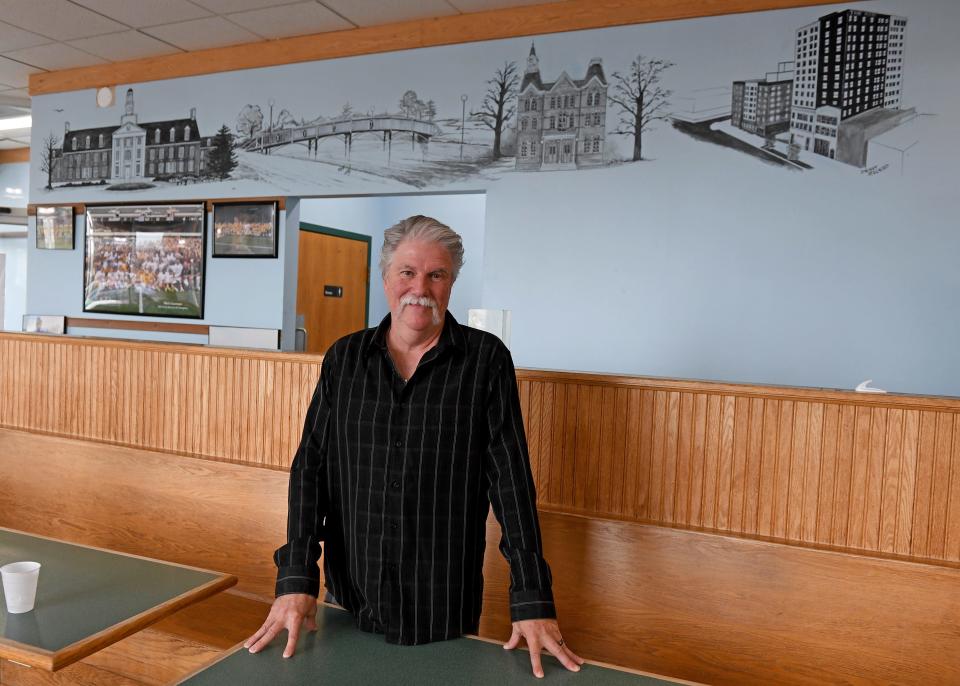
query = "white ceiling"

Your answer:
(0, 0), (550, 149)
